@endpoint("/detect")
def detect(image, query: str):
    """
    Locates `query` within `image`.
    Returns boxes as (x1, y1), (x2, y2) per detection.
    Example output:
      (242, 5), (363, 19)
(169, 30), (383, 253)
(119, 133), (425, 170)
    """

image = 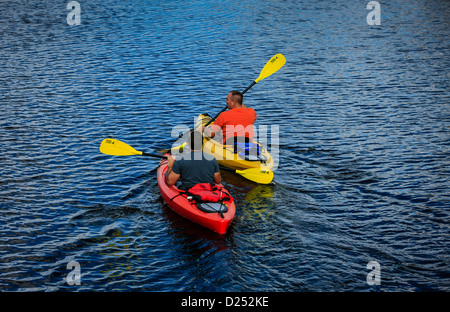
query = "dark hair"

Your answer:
(188, 130), (203, 150)
(230, 90), (243, 105)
